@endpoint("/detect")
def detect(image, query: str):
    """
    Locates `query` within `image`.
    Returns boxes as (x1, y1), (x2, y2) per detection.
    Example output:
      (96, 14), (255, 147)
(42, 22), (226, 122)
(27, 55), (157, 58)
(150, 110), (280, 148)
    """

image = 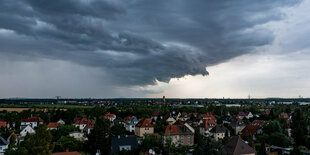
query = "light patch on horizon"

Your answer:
(141, 52), (310, 98)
